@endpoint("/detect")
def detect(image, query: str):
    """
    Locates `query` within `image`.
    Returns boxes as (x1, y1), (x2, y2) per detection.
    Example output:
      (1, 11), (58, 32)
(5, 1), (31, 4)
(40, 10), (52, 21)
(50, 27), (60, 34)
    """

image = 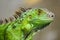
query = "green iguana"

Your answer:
(0, 7), (55, 40)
